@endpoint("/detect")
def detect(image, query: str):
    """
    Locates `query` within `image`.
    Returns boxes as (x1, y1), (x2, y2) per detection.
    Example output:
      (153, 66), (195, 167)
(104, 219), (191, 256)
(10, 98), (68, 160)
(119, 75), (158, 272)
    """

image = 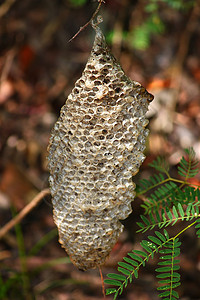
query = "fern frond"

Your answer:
(140, 181), (178, 214)
(137, 197), (200, 233)
(138, 148), (199, 214)
(156, 238), (181, 299)
(176, 186), (200, 205)
(142, 183), (200, 215)
(105, 147), (200, 299)
(178, 148), (199, 179)
(137, 173), (166, 194)
(105, 234), (168, 298)
(148, 156), (170, 175)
